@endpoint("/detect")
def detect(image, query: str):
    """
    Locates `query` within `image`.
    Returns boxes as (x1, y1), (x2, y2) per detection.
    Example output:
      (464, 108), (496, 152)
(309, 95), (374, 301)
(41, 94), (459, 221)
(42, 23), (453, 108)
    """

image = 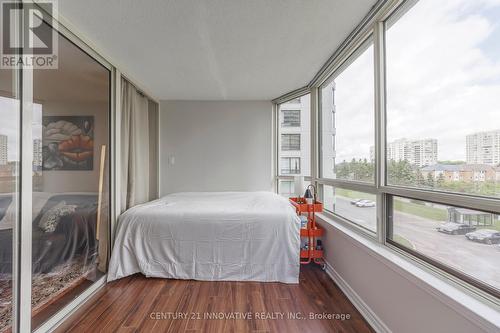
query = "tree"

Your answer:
(436, 173), (445, 187)
(388, 160), (415, 185)
(426, 172), (435, 188)
(416, 170), (425, 186)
